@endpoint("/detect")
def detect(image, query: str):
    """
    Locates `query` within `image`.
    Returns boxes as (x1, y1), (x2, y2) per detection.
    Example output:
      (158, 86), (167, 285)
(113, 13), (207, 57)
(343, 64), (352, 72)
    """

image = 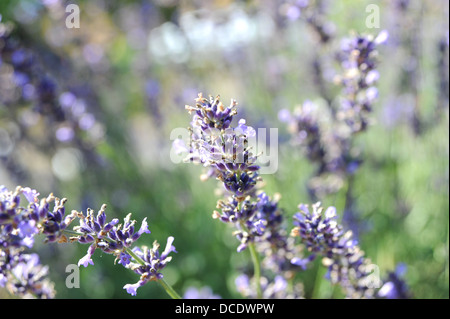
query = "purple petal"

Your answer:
(123, 278), (147, 296)
(78, 244), (95, 267)
(173, 138), (189, 155)
(237, 242), (247, 252)
(138, 218), (151, 235)
(374, 30), (389, 45)
(21, 187), (40, 203)
(78, 255), (94, 268)
(118, 252), (131, 266)
(123, 283), (139, 296)
(161, 236), (176, 259)
(254, 219), (266, 235)
(18, 220), (38, 237)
